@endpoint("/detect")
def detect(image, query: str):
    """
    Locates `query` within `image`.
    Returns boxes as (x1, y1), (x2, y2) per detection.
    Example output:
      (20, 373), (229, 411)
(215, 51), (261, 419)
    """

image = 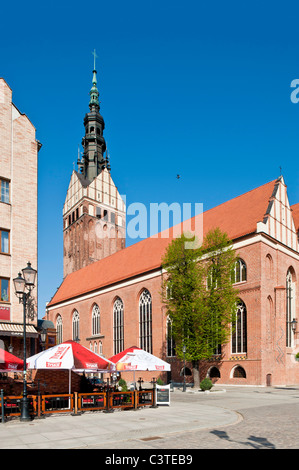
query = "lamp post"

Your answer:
(182, 344), (186, 392)
(291, 318), (297, 334)
(40, 328), (47, 351)
(13, 262), (37, 422)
